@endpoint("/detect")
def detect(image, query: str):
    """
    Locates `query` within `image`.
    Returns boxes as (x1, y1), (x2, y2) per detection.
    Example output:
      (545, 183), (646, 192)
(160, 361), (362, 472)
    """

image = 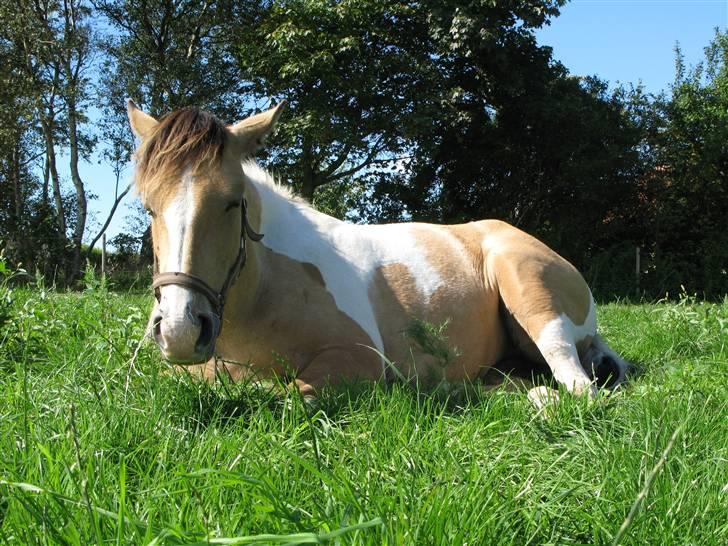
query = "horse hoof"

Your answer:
(527, 386), (560, 415)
